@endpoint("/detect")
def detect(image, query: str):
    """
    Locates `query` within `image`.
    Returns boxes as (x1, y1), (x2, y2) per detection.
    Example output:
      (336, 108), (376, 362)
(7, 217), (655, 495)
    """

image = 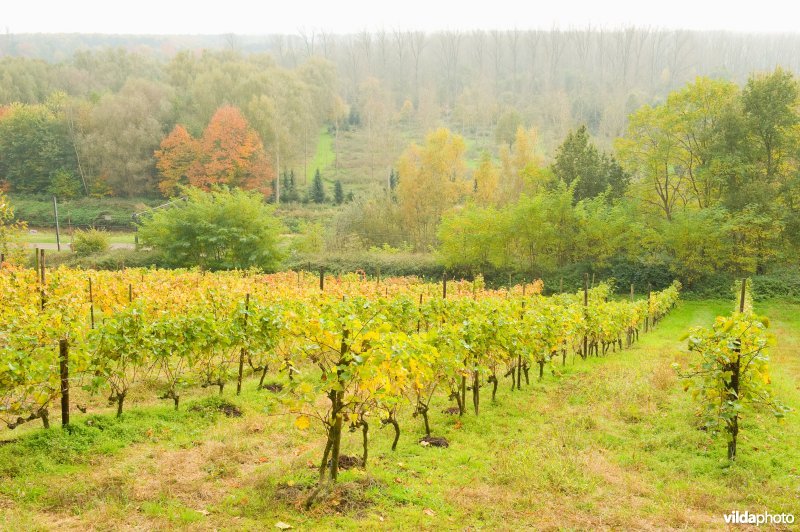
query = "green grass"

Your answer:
(20, 230), (136, 245)
(306, 127), (336, 183)
(1, 300), (798, 529)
